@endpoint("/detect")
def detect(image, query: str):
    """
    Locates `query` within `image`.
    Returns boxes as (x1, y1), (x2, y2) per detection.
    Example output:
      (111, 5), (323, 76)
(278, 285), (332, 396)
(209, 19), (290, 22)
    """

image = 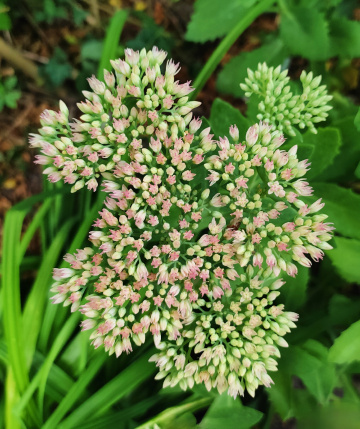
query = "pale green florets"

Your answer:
(240, 63), (333, 136)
